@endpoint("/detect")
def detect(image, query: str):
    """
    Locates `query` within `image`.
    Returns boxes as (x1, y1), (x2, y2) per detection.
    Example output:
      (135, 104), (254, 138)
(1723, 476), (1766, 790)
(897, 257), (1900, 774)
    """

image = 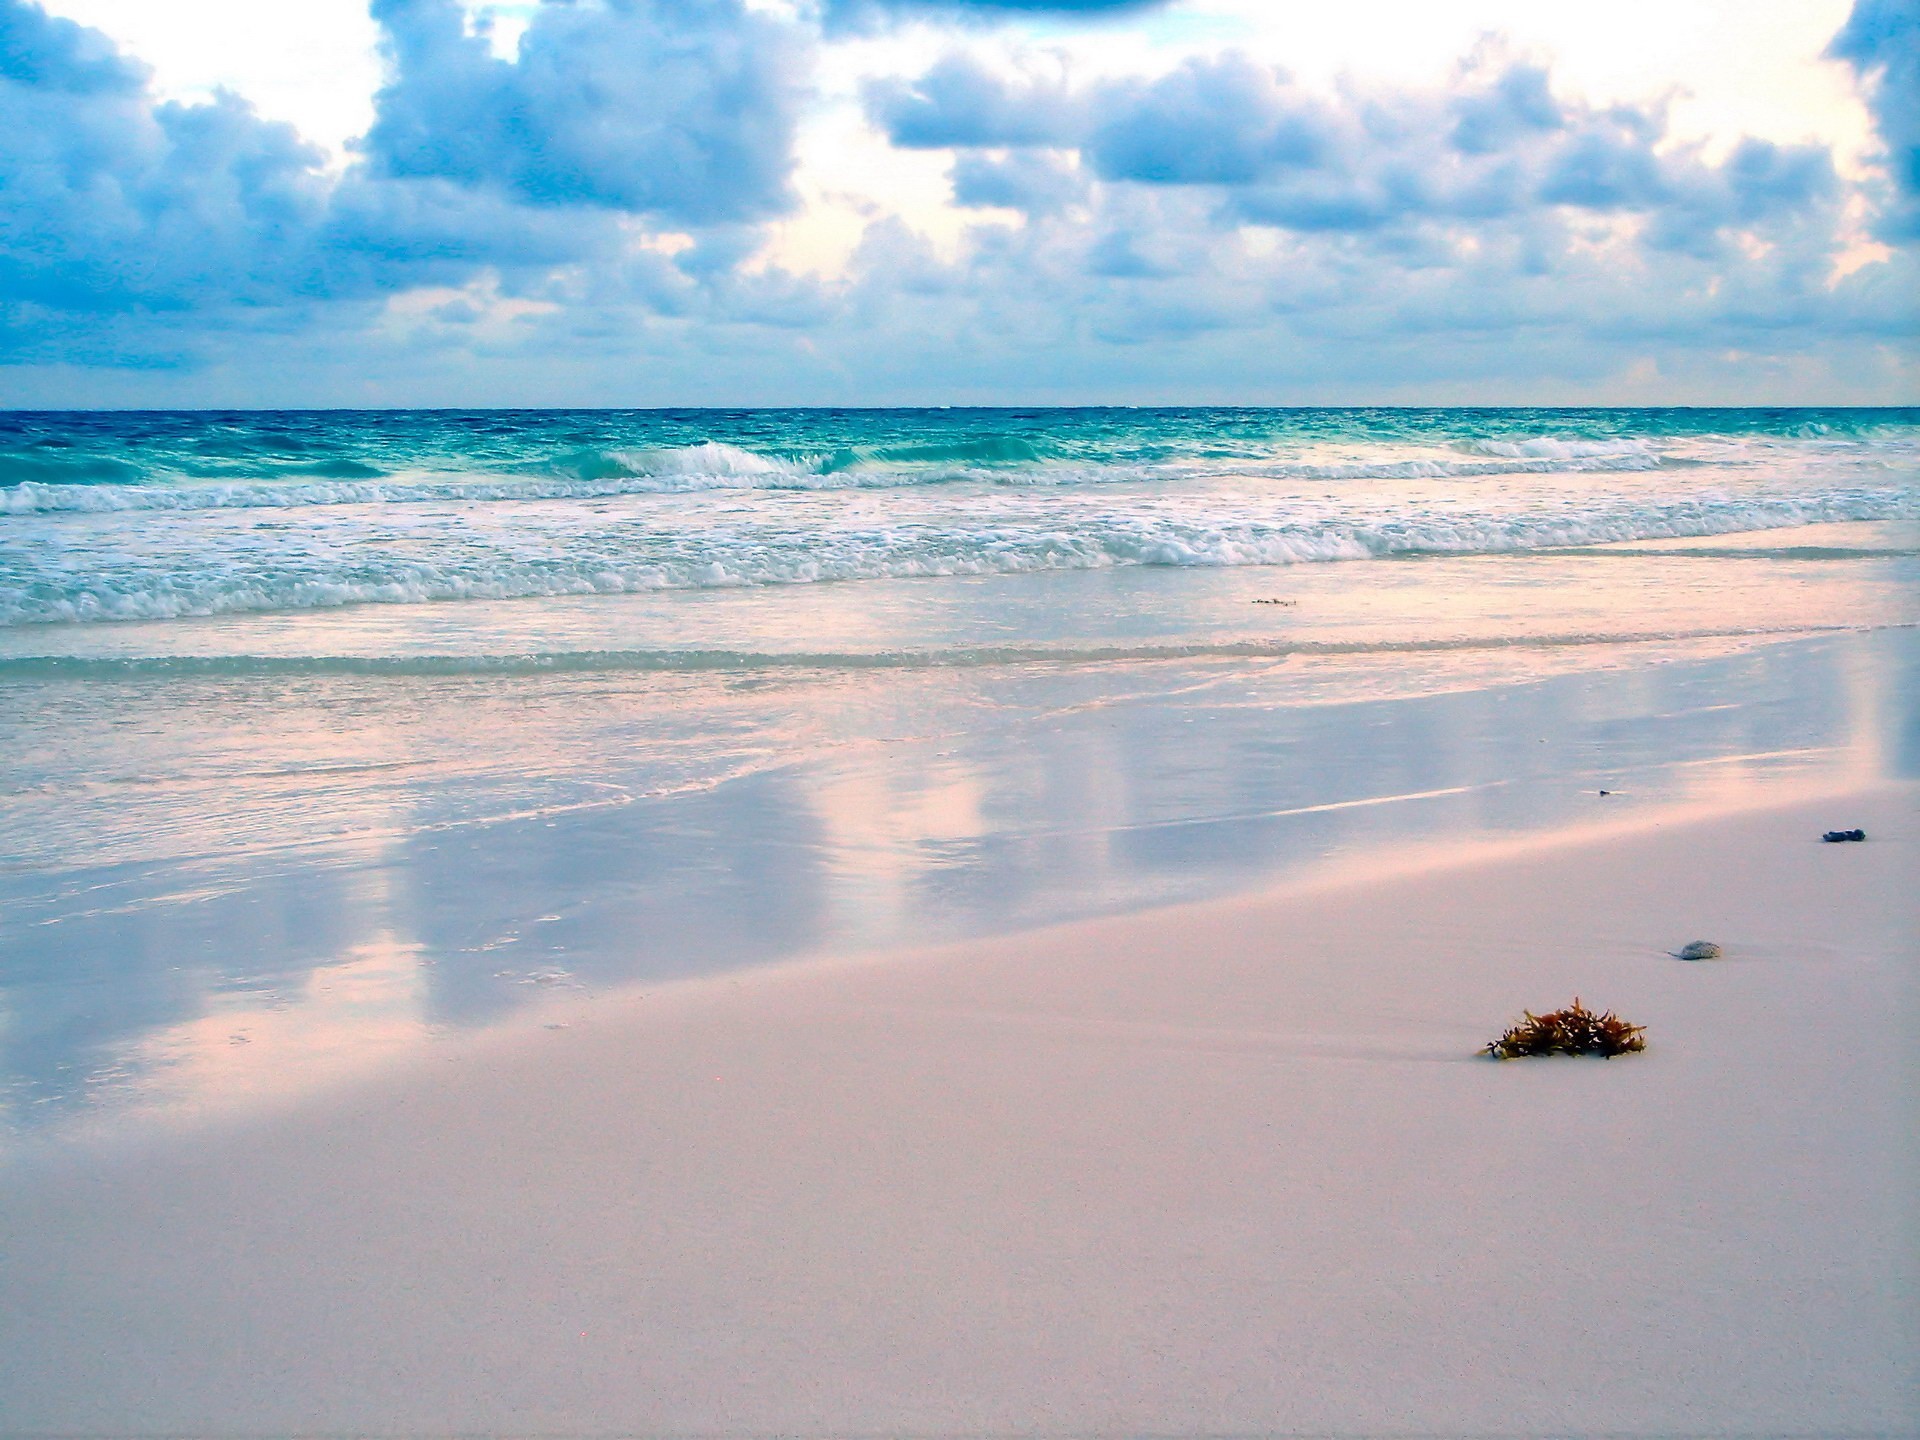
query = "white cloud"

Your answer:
(36, 0), (383, 158)
(5, 0), (1914, 402)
